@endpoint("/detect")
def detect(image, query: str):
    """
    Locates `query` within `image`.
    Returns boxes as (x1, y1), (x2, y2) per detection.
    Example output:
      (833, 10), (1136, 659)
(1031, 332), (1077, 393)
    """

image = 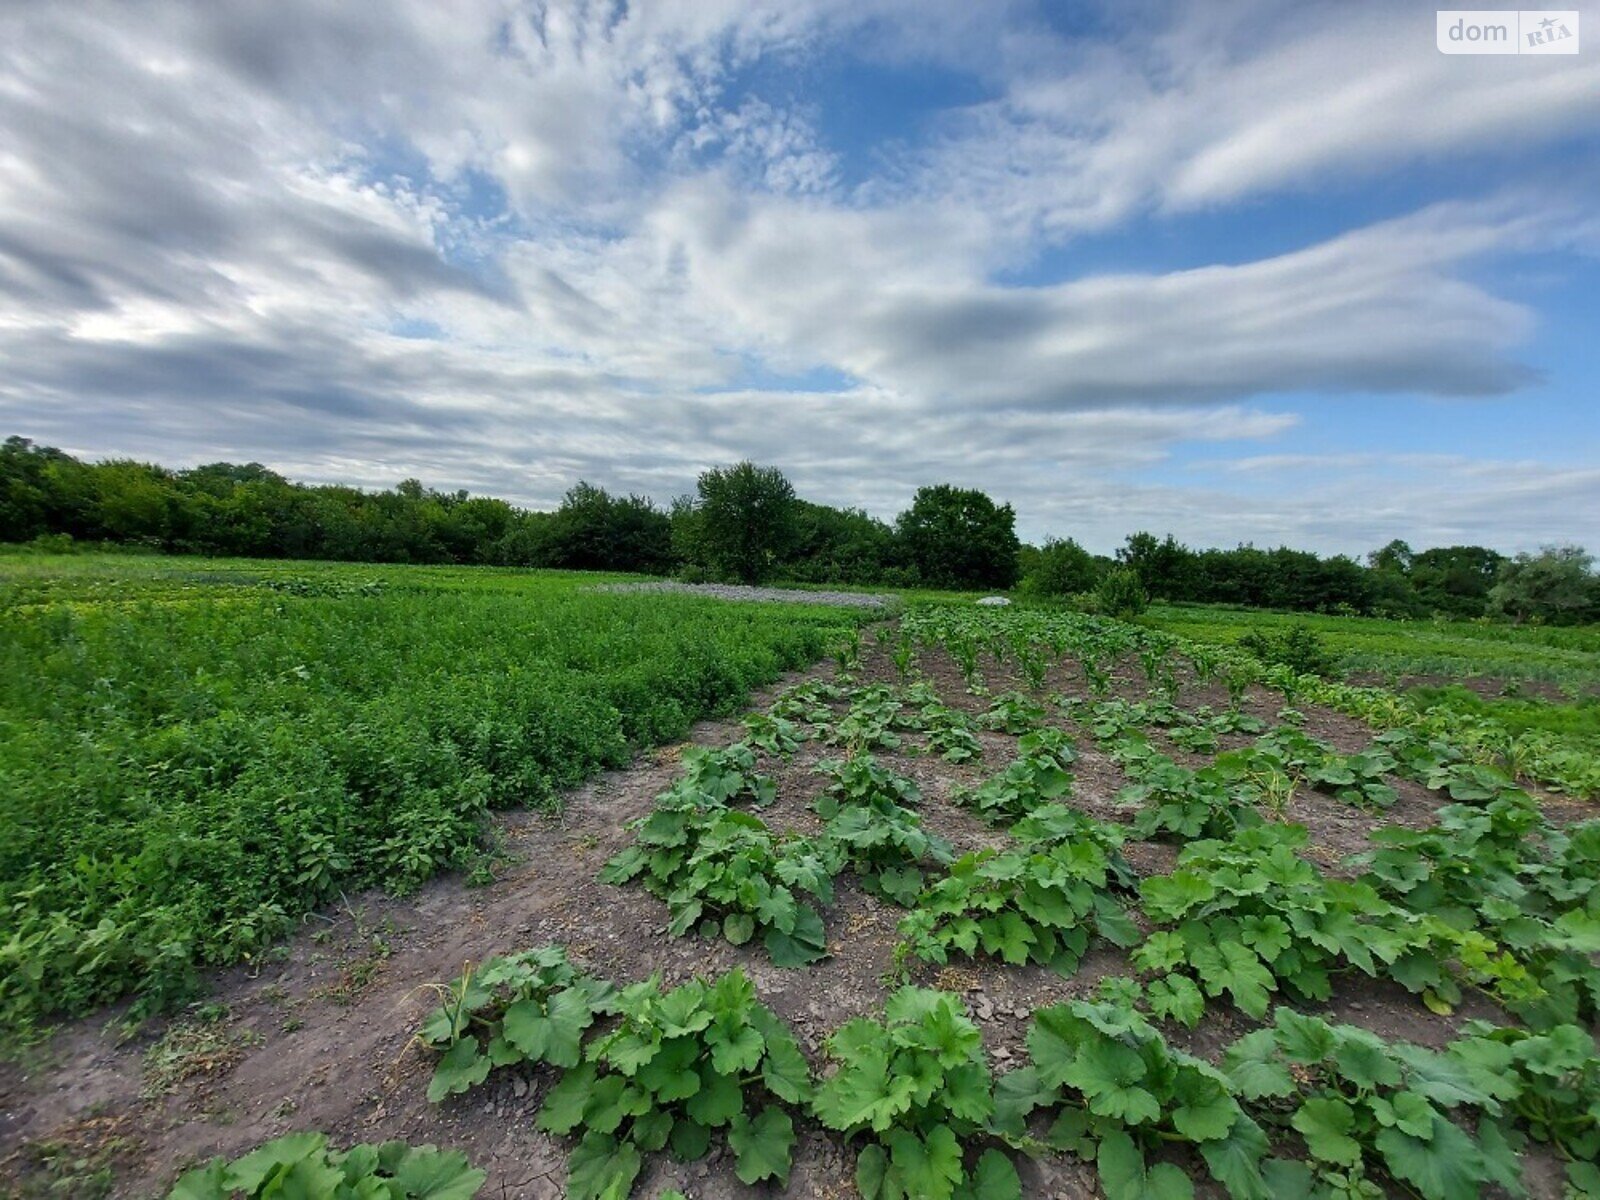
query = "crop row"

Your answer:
(0, 568), (870, 1030)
